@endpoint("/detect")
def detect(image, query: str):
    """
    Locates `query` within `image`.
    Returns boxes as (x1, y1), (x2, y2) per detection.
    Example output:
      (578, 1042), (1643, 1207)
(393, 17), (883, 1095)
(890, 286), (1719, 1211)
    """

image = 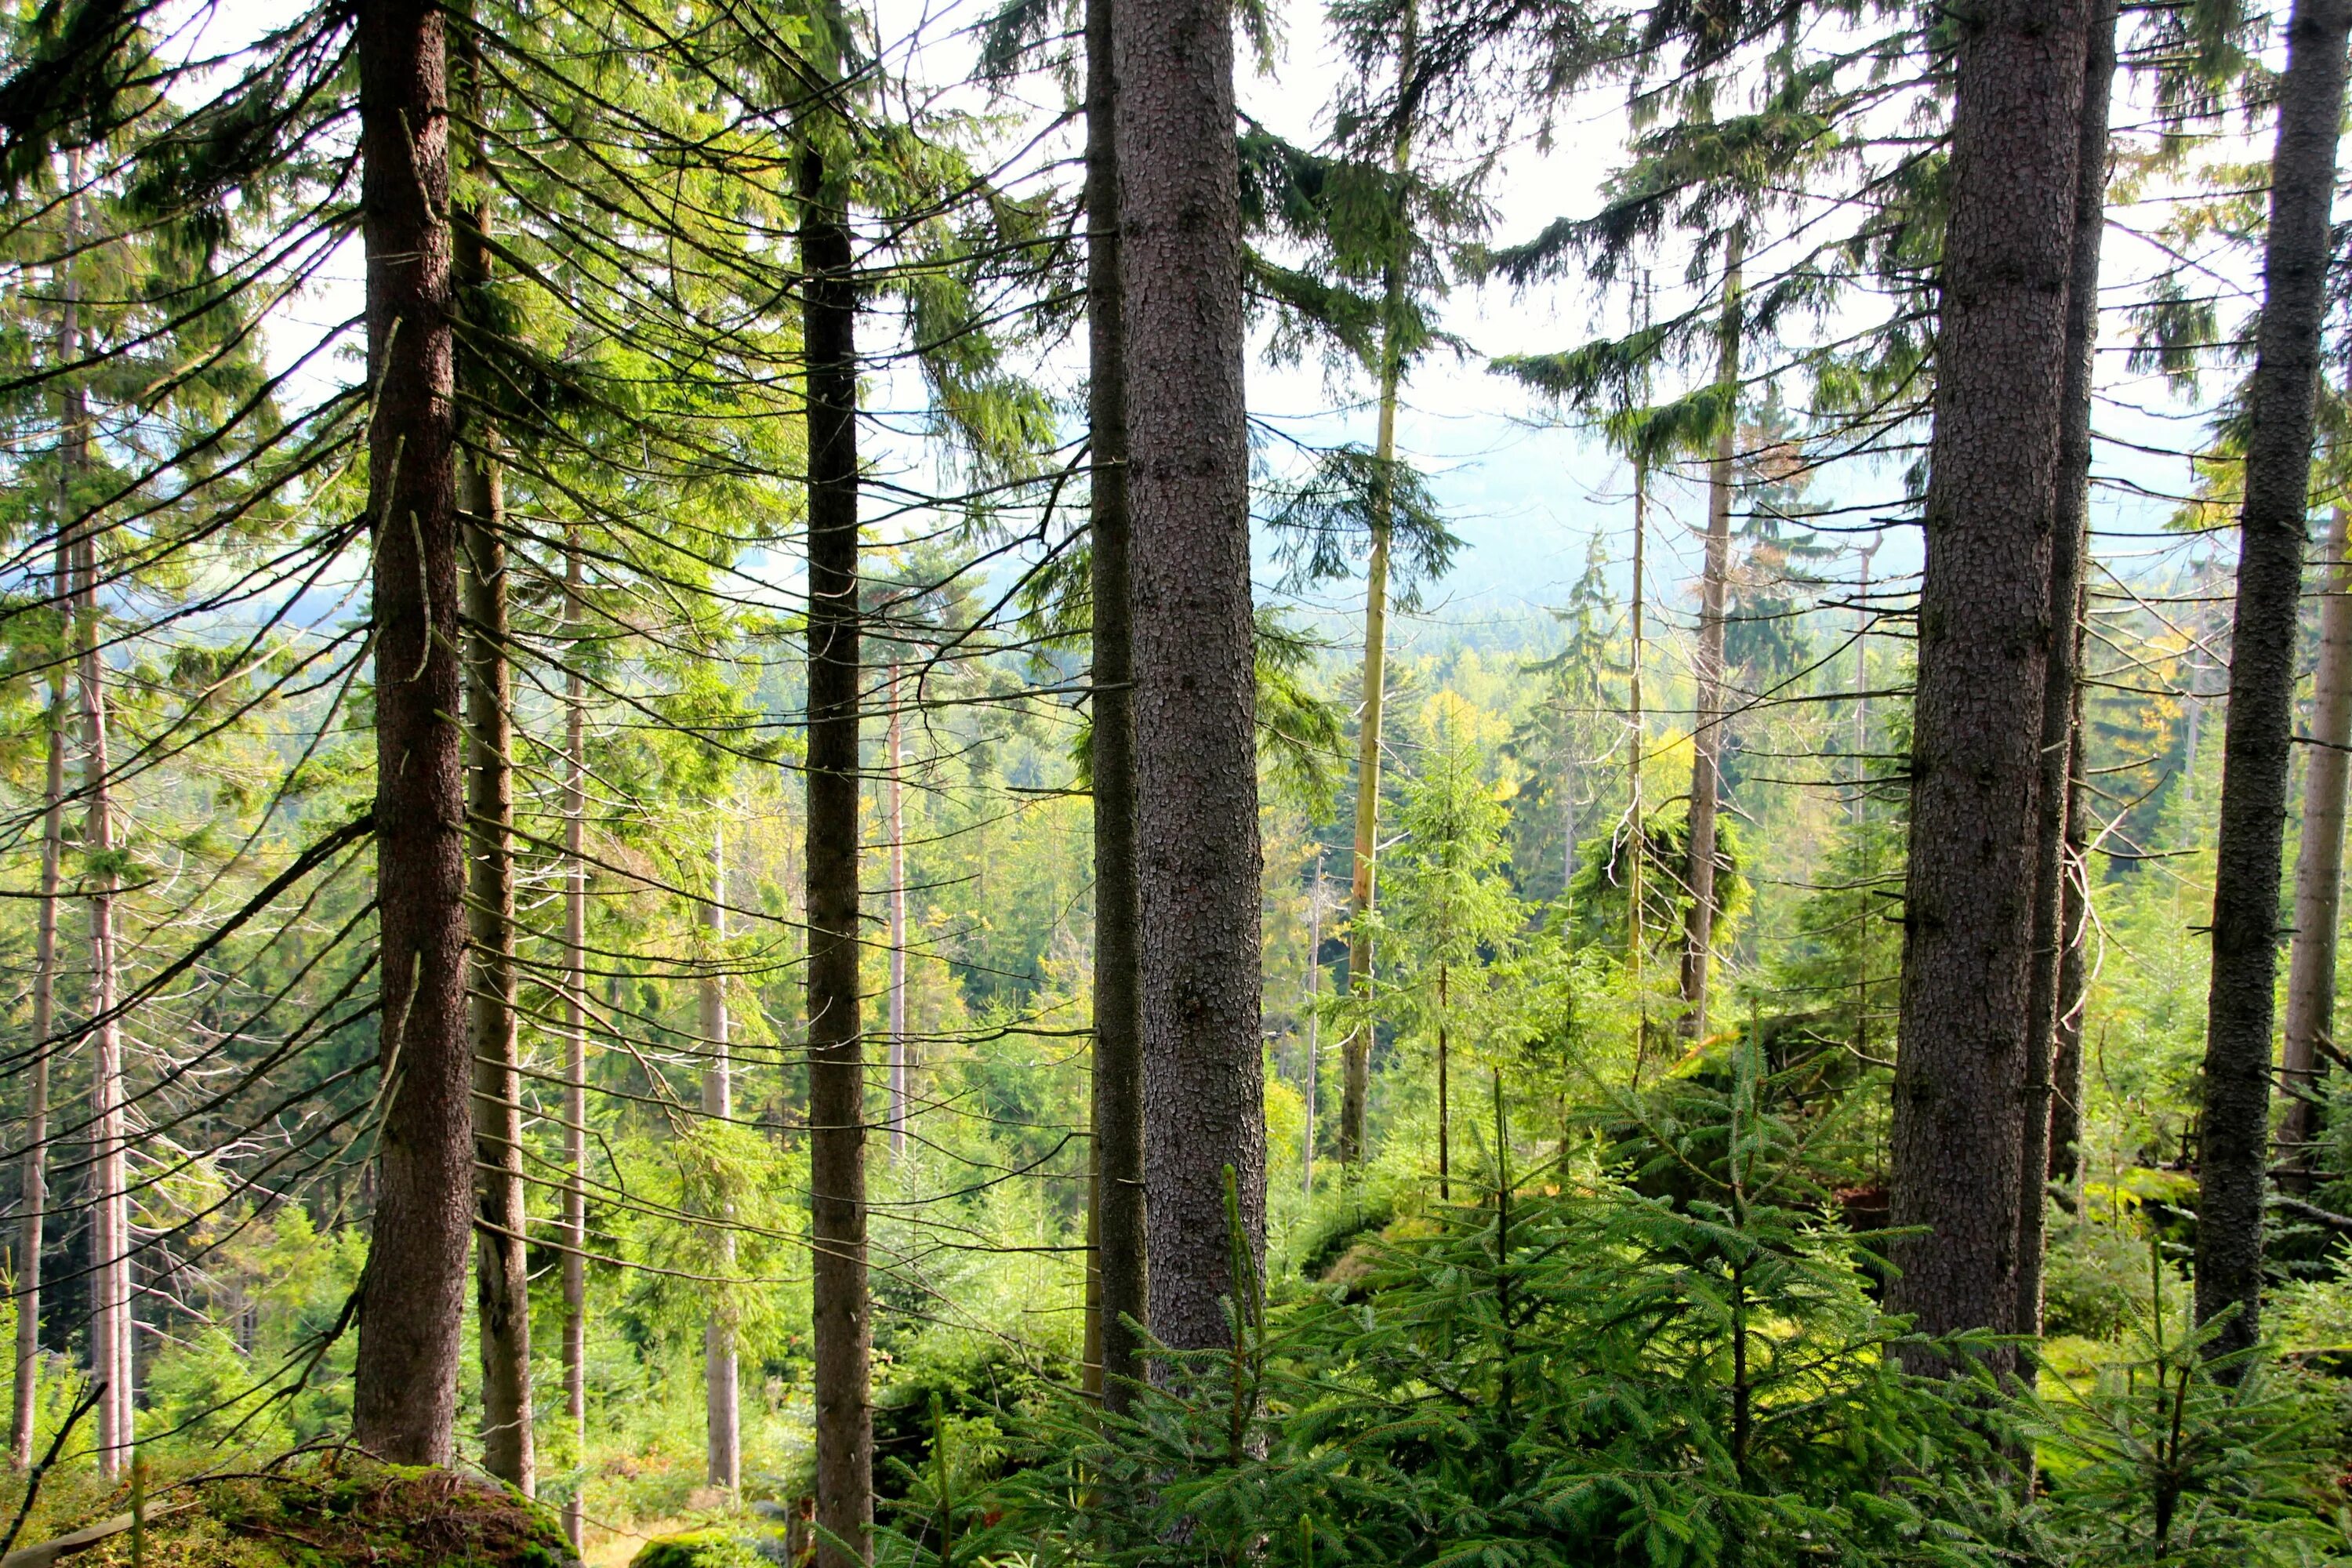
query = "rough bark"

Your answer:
(463, 442), (532, 1492)
(886, 670), (909, 1160)
(1680, 226), (1744, 1042)
(561, 530), (588, 1544)
(2280, 502), (2352, 1175)
(1628, 457), (1648, 1007)
(1886, 0), (2089, 1368)
(801, 55), (873, 1561)
(2198, 0), (2352, 1361)
(704, 826), (739, 1492)
(353, 0), (469, 1466)
(1084, 0), (1147, 1414)
(2050, 713), (2090, 1189)
(1338, 15), (1417, 1167)
(2015, 0), (2115, 1340)
(1115, 0), (1267, 1353)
